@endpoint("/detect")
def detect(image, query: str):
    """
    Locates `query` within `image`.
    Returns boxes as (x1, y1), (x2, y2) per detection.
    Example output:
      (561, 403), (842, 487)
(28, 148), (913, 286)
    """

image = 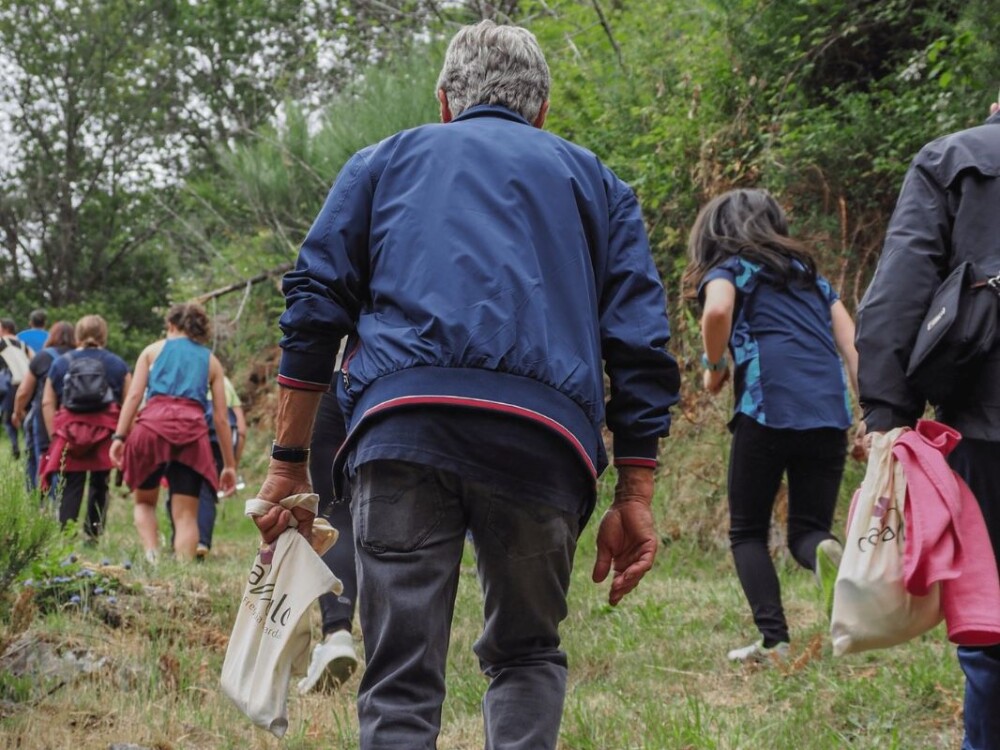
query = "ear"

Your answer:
(438, 89), (453, 123)
(532, 100), (549, 129)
